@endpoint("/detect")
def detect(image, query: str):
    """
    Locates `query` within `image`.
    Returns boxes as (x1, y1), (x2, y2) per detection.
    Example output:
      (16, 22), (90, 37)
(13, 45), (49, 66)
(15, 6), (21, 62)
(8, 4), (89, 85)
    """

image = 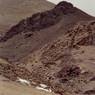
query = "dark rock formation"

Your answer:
(0, 1), (75, 42)
(84, 90), (95, 94)
(0, 63), (32, 81)
(57, 65), (81, 80)
(90, 76), (95, 81)
(55, 1), (74, 14)
(0, 1), (94, 62)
